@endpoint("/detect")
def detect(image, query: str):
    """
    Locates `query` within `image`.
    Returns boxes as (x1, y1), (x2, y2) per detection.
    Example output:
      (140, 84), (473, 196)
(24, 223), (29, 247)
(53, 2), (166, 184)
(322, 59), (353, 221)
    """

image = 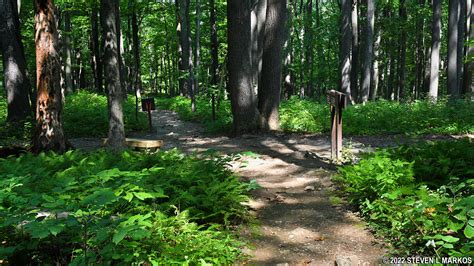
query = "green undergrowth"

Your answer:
(155, 96), (232, 133)
(334, 139), (474, 257)
(280, 97), (474, 135)
(63, 91), (148, 137)
(155, 96), (473, 135)
(0, 92), (148, 146)
(0, 149), (254, 264)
